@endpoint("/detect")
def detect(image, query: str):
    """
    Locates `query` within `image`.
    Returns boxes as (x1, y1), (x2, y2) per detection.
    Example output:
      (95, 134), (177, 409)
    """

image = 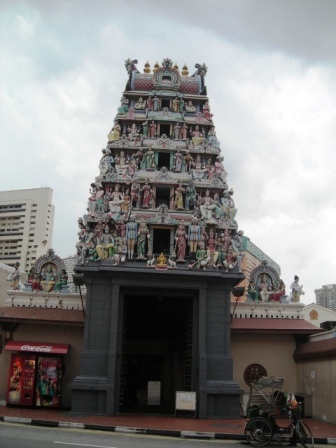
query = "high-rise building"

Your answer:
(0, 188), (54, 272)
(314, 284), (336, 311)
